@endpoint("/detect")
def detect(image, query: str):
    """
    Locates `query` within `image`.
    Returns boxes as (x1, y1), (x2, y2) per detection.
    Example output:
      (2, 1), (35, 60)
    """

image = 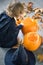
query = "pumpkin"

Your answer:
(16, 17), (39, 34)
(23, 32), (41, 51)
(21, 17), (39, 34)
